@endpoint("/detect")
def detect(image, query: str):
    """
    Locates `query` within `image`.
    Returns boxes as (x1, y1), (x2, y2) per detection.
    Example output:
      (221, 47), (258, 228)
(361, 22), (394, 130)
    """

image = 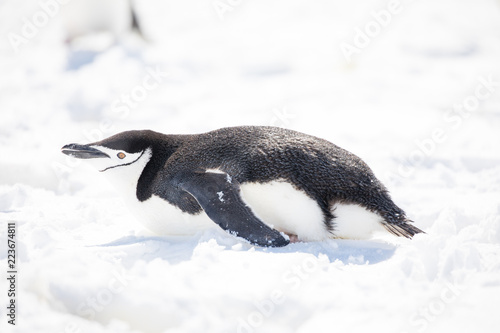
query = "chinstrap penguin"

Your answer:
(61, 126), (423, 247)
